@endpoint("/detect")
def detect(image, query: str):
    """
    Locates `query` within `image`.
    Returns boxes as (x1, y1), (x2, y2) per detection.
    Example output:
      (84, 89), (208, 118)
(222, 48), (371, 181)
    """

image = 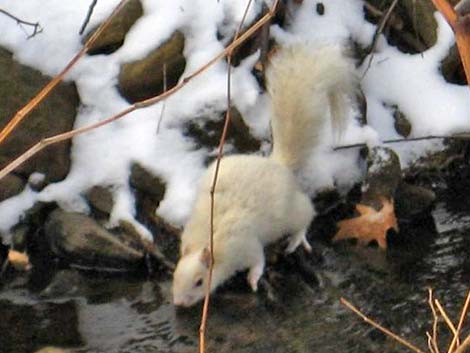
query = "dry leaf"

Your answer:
(333, 198), (398, 249)
(8, 249), (32, 271)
